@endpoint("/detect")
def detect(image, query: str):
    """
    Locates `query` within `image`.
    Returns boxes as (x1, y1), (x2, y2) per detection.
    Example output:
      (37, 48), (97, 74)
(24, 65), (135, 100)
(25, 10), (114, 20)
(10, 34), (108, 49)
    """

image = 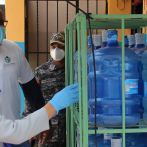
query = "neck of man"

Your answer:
(53, 58), (65, 67)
